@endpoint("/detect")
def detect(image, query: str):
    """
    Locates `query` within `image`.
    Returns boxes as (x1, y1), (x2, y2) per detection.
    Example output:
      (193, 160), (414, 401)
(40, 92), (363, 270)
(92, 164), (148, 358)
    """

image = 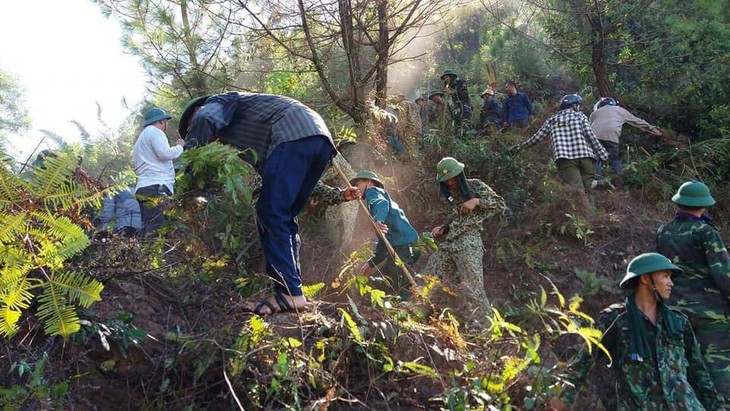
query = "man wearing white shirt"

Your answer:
(133, 107), (185, 236)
